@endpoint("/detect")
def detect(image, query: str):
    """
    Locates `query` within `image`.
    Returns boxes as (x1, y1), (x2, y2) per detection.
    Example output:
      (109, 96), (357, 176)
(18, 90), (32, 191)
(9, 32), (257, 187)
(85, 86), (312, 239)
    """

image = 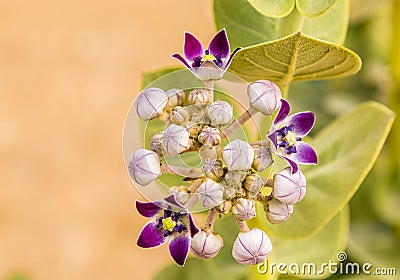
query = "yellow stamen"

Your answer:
(285, 131), (297, 146)
(162, 217), (176, 231)
(201, 53), (216, 63)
